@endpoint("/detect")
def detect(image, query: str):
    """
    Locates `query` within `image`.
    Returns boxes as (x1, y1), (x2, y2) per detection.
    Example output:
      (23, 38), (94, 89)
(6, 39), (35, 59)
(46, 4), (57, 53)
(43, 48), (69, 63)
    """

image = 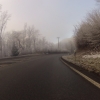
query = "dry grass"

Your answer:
(62, 54), (100, 75)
